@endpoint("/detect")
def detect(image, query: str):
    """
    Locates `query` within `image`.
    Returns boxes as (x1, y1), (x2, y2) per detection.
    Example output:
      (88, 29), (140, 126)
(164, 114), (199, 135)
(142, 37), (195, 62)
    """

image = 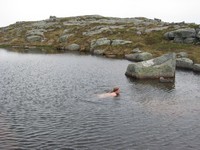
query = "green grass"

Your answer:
(1, 16), (200, 63)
